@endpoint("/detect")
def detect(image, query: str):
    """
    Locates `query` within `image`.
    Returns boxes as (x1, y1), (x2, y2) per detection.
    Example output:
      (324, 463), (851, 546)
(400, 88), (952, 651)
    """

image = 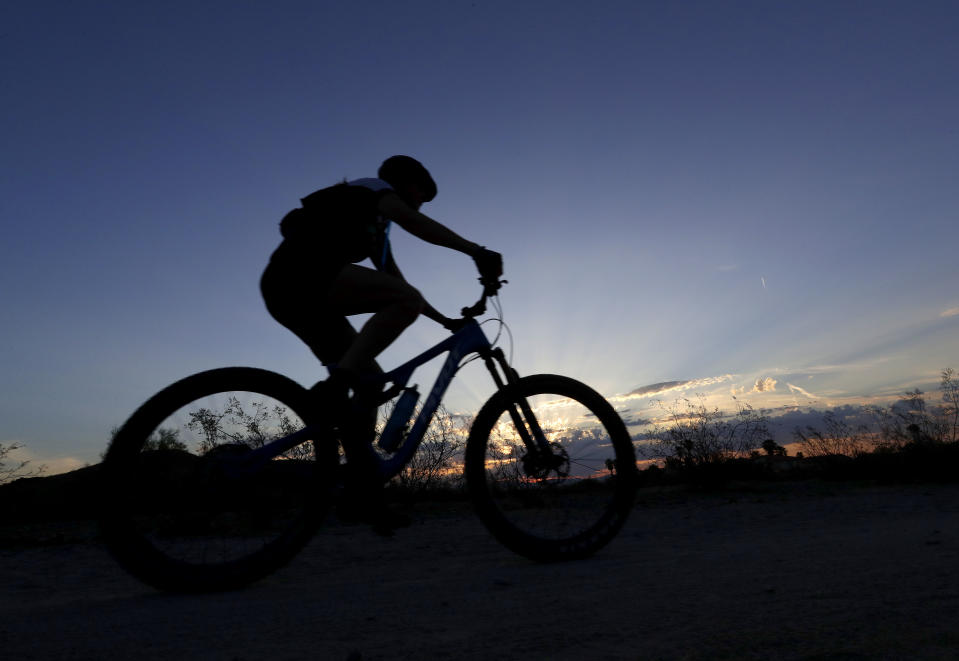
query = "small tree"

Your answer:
(393, 405), (469, 493)
(940, 368), (959, 444)
(186, 397), (304, 457)
(761, 439), (787, 457)
(0, 442), (45, 485)
(876, 389), (944, 448)
(872, 373), (958, 450)
(146, 427), (188, 452)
